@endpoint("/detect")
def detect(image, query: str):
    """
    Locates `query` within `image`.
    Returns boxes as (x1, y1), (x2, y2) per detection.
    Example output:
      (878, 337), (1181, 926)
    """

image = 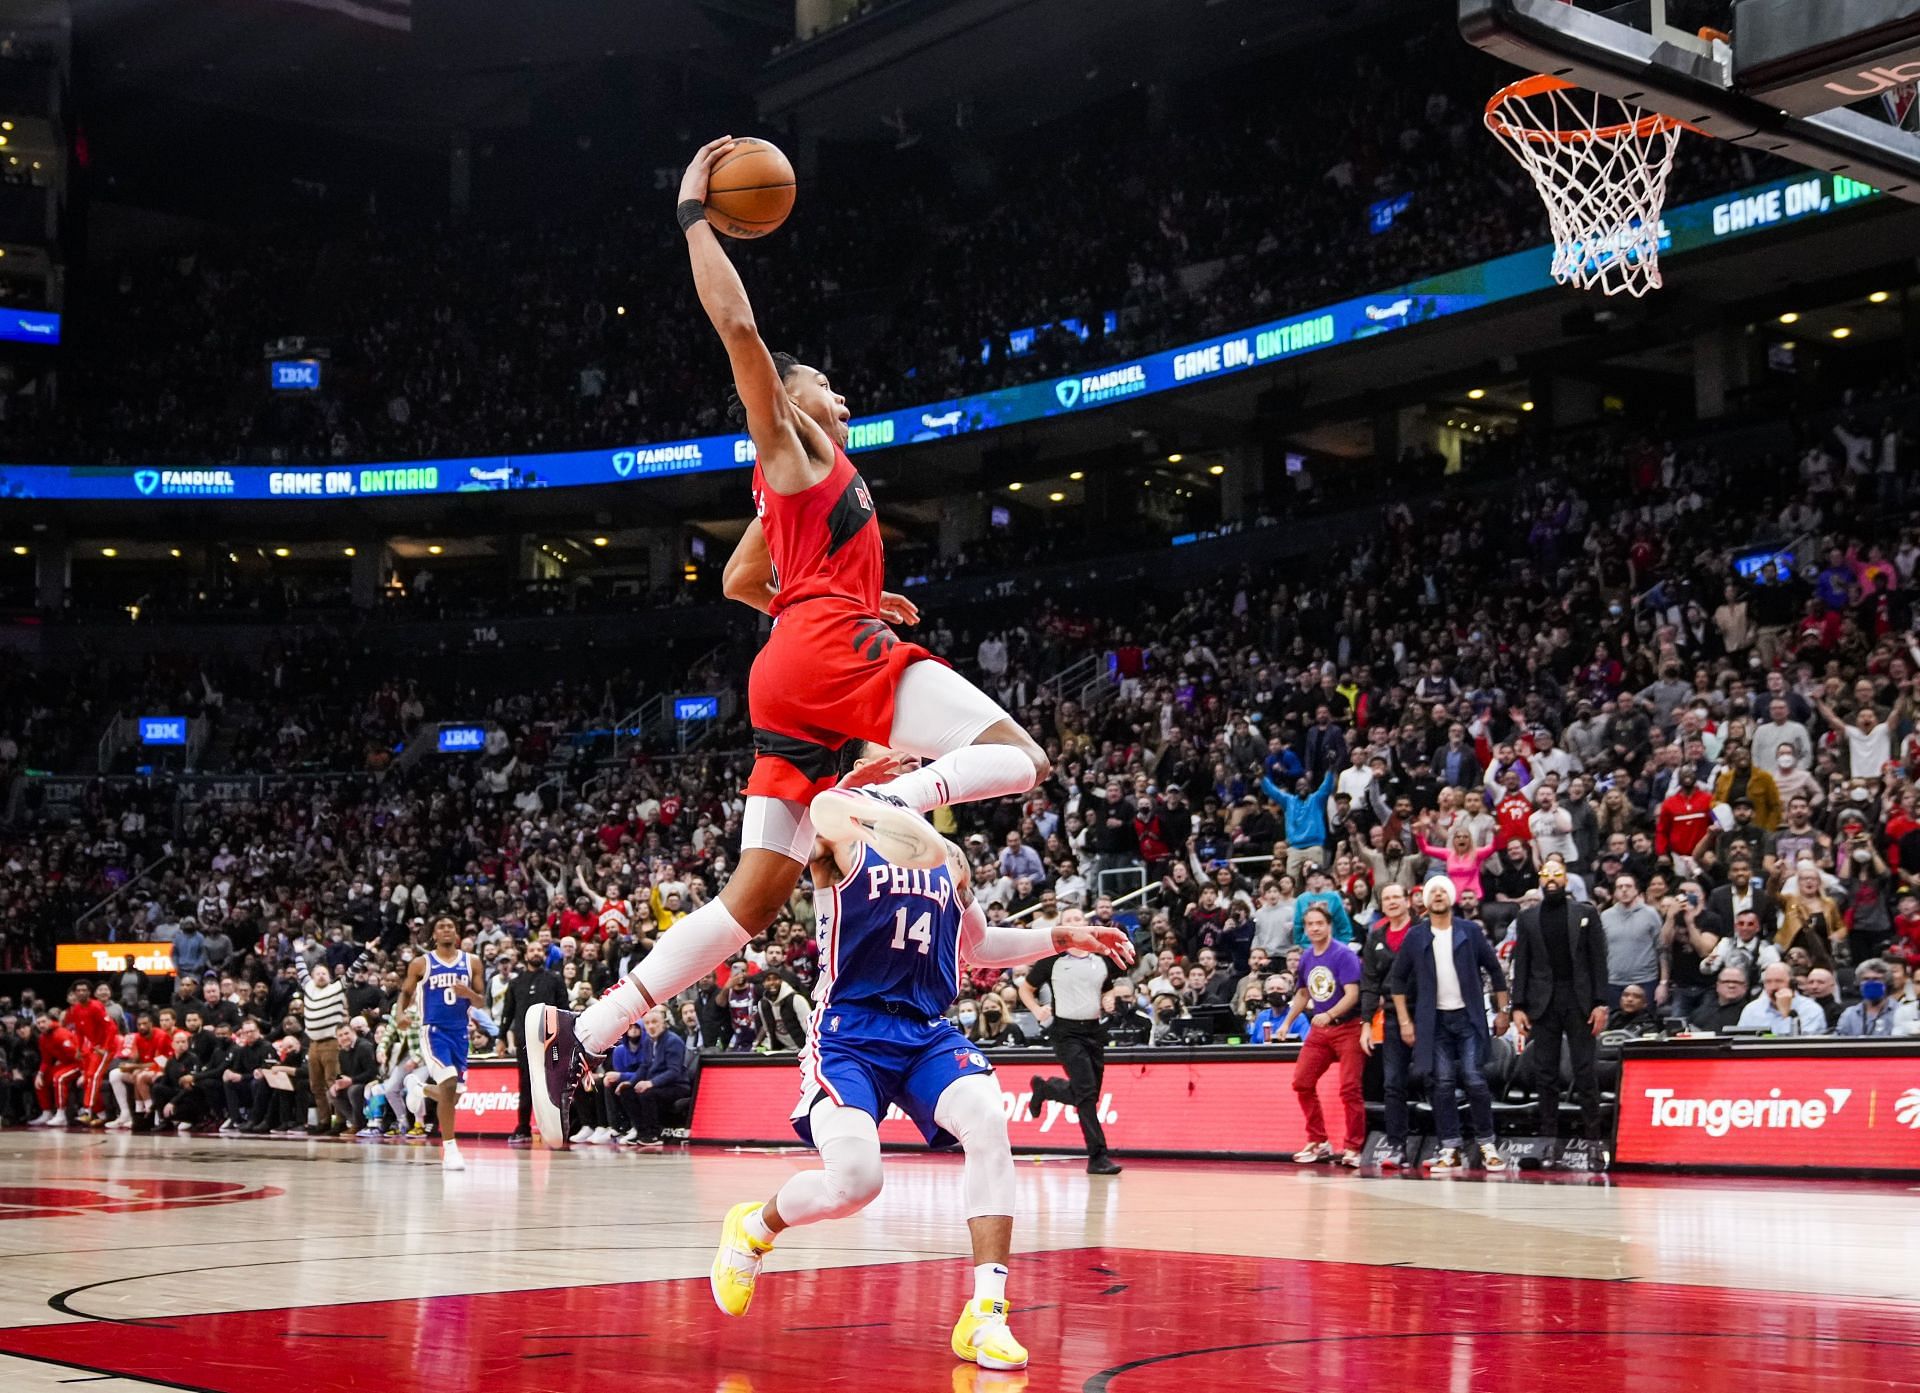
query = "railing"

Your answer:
(73, 851), (177, 935)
